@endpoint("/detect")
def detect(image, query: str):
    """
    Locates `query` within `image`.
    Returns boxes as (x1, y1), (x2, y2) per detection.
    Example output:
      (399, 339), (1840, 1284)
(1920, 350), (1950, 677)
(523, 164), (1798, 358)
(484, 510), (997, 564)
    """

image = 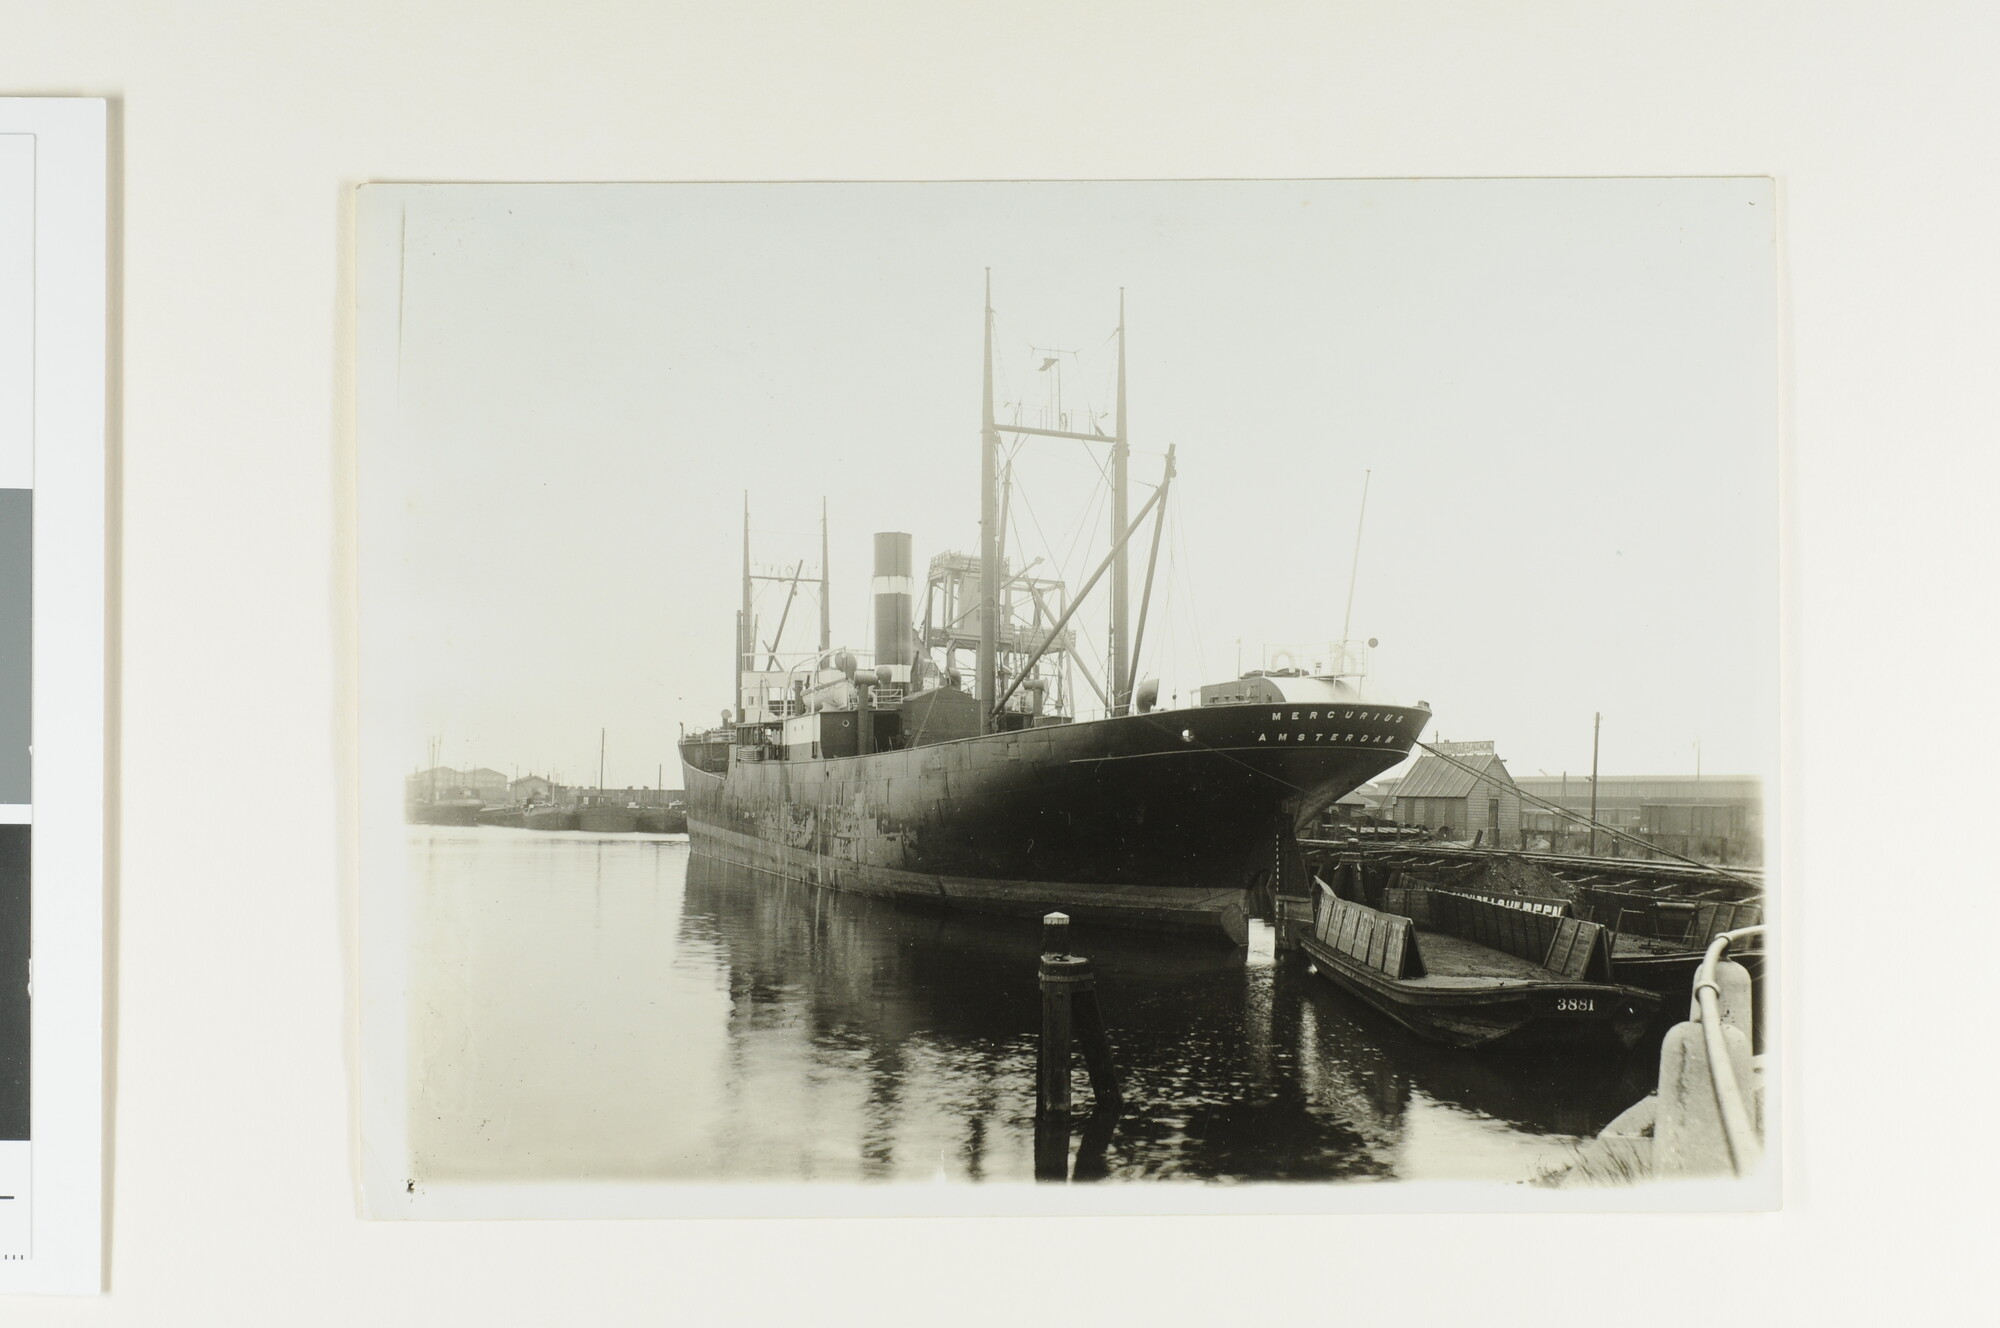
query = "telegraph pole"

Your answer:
(1588, 713), (1601, 855)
